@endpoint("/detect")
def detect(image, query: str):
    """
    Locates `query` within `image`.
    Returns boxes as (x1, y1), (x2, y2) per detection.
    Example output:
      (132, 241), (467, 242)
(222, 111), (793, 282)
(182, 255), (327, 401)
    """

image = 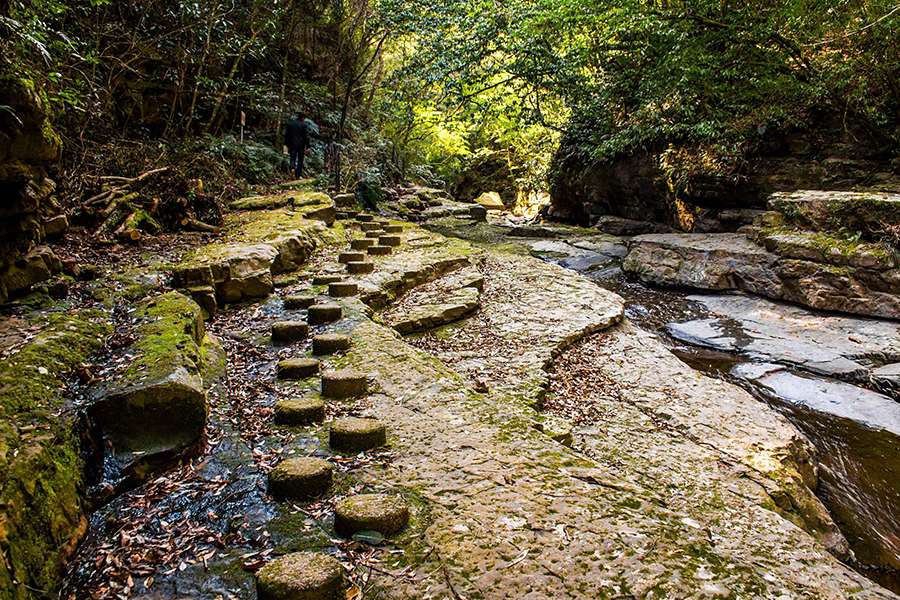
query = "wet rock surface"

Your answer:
(669, 293), (900, 381)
